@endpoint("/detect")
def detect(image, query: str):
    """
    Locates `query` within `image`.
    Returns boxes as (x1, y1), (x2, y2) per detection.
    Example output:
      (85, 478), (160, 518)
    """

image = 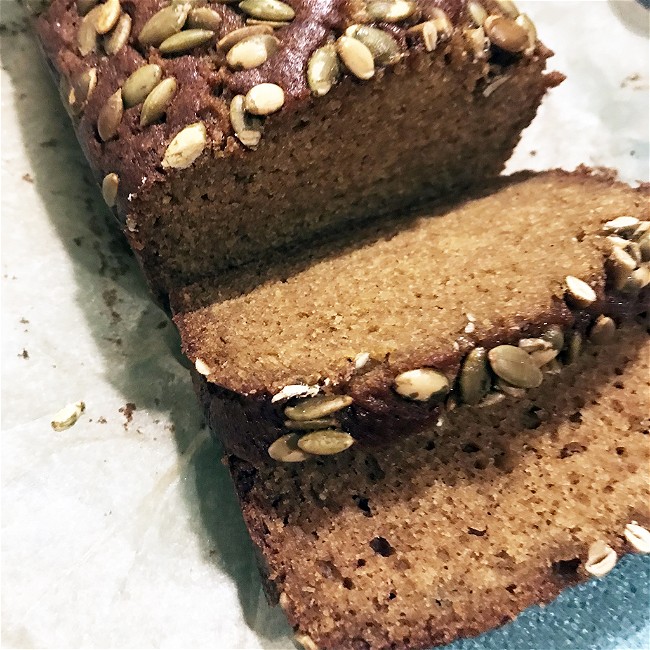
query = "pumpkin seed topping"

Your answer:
(194, 358), (211, 375)
(94, 0), (121, 35)
(229, 94), (263, 148)
(459, 347), (491, 405)
(307, 44), (340, 96)
(394, 368), (450, 402)
(162, 121), (207, 169)
(464, 26), (488, 59)
(467, 1), (487, 27)
(187, 7), (223, 31)
(51, 401), (86, 432)
(514, 13), (536, 54)
(366, 0), (416, 22)
(495, 0), (519, 18)
(239, 0), (295, 21)
(429, 8), (452, 39)
(336, 36), (374, 80)
(78, 7), (100, 56)
(484, 15), (528, 53)
(608, 246), (639, 289)
(101, 172), (119, 207)
(347, 25), (402, 65)
(97, 88), (123, 141)
(517, 337), (552, 354)
(140, 77), (178, 126)
(246, 18), (290, 27)
(227, 34), (279, 69)
(563, 331), (583, 365)
(528, 348), (559, 368)
(284, 418), (338, 431)
(103, 11), (132, 54)
(297, 430), (355, 456)
(284, 394), (353, 421)
(624, 522), (650, 553)
(585, 540), (617, 577)
(589, 315), (616, 345)
(139, 4), (190, 47)
(603, 215), (640, 235)
(406, 21), (438, 52)
(268, 434), (313, 462)
(218, 24), (274, 51)
(541, 325), (565, 351)
(70, 67), (98, 114)
(159, 28), (215, 54)
(488, 345), (543, 389)
(245, 82), (285, 115)
(565, 276), (597, 307)
(122, 64), (163, 107)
